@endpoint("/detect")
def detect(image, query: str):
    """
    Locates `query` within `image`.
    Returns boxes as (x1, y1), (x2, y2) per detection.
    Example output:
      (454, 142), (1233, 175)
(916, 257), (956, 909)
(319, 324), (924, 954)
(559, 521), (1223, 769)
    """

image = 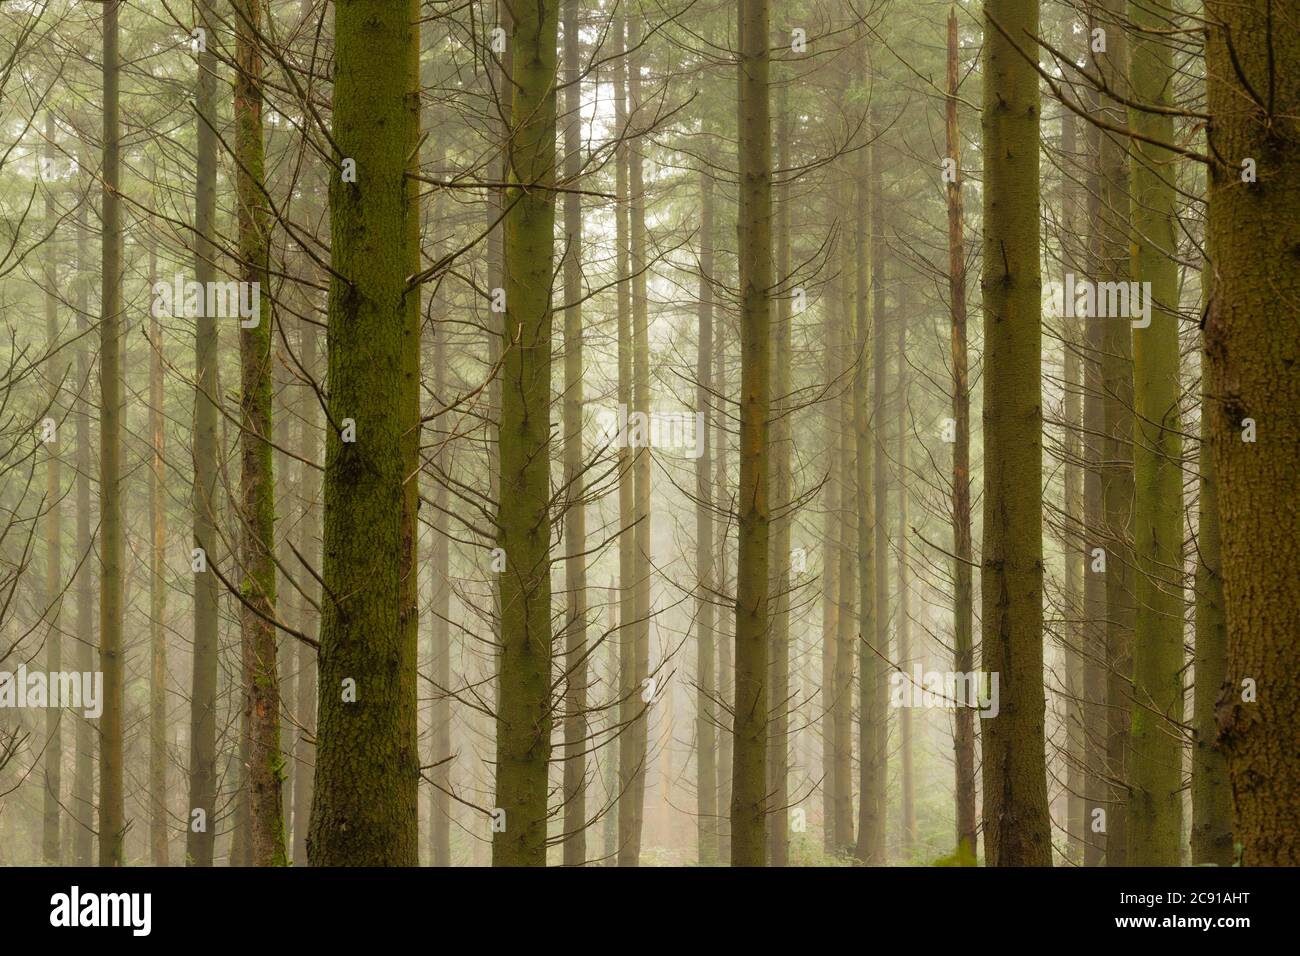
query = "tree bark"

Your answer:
(1205, 0), (1300, 866)
(308, 0), (421, 866)
(978, 0), (1052, 867)
(491, 0), (559, 867)
(730, 0), (772, 867)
